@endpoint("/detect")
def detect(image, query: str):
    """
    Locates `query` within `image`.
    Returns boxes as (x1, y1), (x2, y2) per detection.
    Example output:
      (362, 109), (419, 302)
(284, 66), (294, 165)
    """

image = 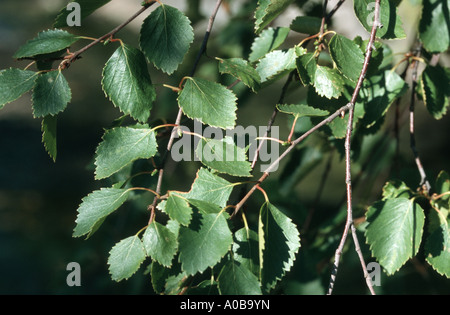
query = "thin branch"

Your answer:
(61, 2), (156, 68)
(327, 0), (381, 296)
(319, 0), (329, 36)
(325, 0), (346, 23)
(409, 43), (431, 193)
